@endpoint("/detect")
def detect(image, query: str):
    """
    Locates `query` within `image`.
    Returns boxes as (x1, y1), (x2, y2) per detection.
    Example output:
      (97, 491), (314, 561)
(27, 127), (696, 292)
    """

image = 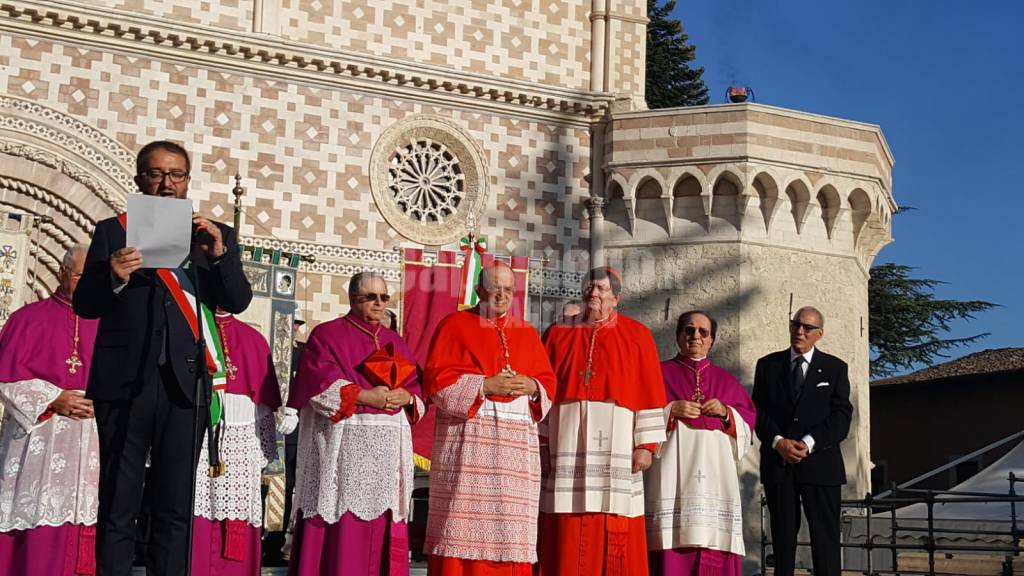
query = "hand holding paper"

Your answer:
(111, 246), (143, 284)
(126, 195), (193, 269)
